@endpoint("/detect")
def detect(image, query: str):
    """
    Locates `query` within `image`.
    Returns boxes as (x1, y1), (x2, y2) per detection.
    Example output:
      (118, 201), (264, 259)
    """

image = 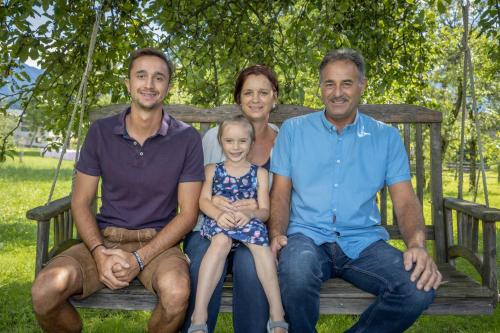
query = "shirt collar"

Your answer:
(320, 108), (360, 134)
(113, 107), (170, 137)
